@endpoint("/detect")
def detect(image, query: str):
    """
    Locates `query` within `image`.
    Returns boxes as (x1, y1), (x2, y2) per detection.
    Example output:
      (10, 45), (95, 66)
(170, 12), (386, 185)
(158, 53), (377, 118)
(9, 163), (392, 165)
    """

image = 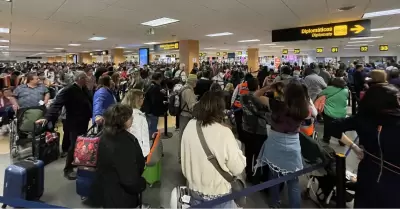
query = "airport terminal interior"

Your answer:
(0, 0), (399, 208)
